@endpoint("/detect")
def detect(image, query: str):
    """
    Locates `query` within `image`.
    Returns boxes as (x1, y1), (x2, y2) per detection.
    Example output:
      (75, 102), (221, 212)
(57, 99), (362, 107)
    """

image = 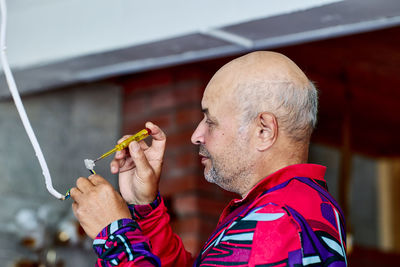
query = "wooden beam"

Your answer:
(378, 158), (400, 252)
